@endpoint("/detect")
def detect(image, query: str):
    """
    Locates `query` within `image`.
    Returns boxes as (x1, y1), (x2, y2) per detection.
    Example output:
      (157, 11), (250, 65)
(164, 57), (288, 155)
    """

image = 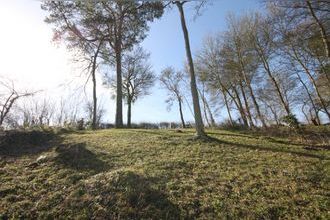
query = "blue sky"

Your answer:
(0, 0), (262, 124)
